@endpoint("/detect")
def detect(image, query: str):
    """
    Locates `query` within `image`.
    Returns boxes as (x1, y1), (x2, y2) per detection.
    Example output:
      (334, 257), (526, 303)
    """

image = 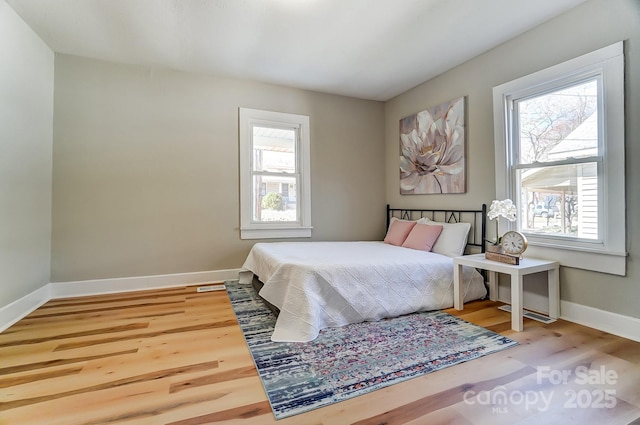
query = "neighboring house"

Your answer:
(521, 112), (598, 238)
